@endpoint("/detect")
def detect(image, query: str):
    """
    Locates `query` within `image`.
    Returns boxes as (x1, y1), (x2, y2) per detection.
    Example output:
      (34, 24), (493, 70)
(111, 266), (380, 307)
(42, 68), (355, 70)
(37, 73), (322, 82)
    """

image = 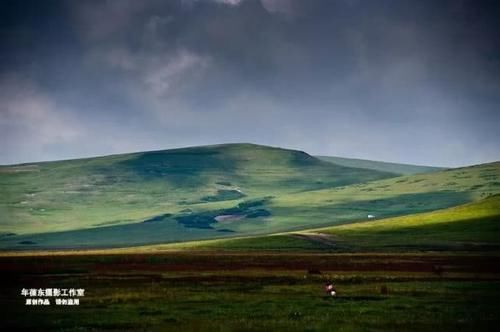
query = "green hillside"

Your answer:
(194, 194), (500, 252)
(0, 144), (498, 250)
(317, 155), (443, 175)
(268, 161), (499, 224)
(320, 193), (500, 251)
(0, 144), (394, 235)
